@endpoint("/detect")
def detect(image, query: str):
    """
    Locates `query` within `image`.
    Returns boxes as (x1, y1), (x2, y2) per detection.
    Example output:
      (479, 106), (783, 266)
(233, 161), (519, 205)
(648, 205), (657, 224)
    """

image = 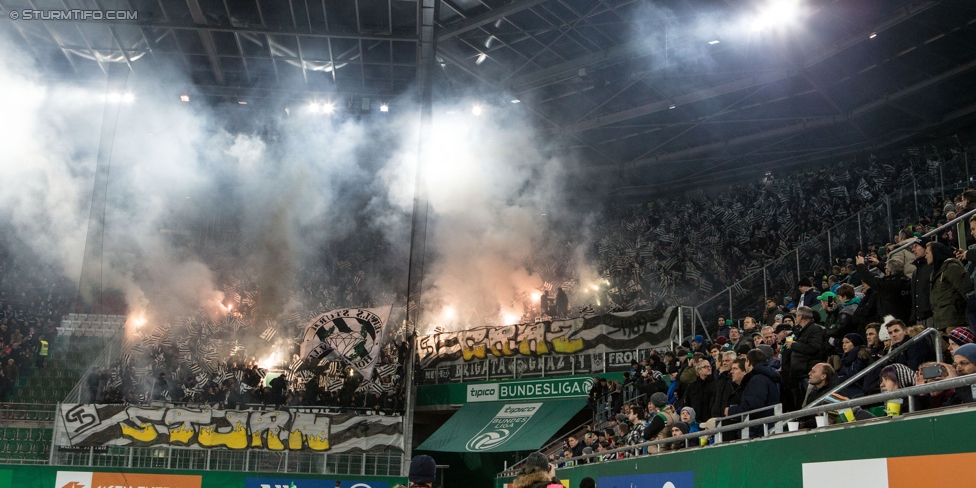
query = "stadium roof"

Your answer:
(4, 0), (975, 196)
